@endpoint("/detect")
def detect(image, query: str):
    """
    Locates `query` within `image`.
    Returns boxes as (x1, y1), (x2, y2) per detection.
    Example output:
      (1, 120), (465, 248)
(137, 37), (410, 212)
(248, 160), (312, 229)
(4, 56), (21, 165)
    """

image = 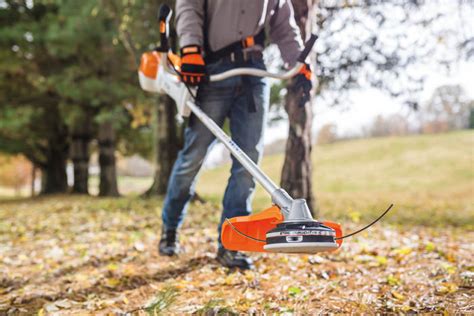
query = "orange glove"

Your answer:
(294, 63), (313, 107)
(180, 45), (206, 86)
(299, 63), (312, 81)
